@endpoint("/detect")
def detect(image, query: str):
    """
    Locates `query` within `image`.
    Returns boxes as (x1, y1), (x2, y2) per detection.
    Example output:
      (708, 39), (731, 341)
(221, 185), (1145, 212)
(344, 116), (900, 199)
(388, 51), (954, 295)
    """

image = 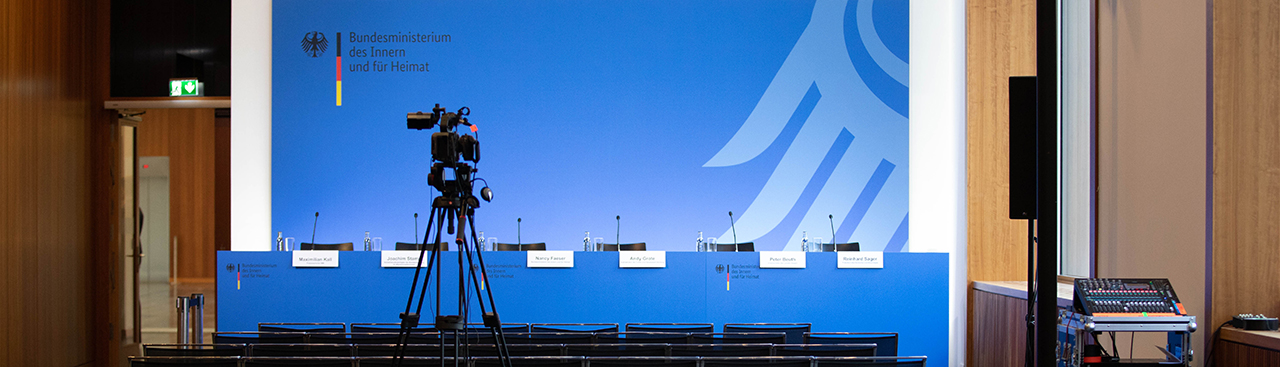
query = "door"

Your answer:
(138, 156), (171, 283)
(119, 116), (142, 344)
